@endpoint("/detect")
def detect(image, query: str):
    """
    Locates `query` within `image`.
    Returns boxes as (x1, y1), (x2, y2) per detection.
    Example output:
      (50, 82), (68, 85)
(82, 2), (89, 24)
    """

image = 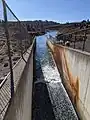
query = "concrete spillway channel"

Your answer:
(32, 32), (78, 120)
